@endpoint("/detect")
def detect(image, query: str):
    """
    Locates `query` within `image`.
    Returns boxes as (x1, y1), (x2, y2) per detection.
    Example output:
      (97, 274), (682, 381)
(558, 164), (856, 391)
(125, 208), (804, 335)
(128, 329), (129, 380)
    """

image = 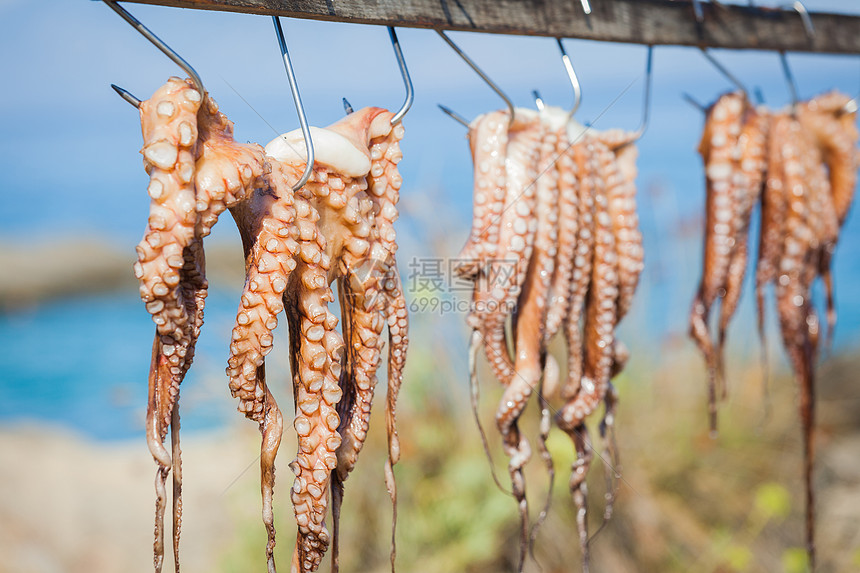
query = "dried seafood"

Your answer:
(457, 105), (644, 571)
(689, 90), (859, 567)
(133, 78), (408, 573)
